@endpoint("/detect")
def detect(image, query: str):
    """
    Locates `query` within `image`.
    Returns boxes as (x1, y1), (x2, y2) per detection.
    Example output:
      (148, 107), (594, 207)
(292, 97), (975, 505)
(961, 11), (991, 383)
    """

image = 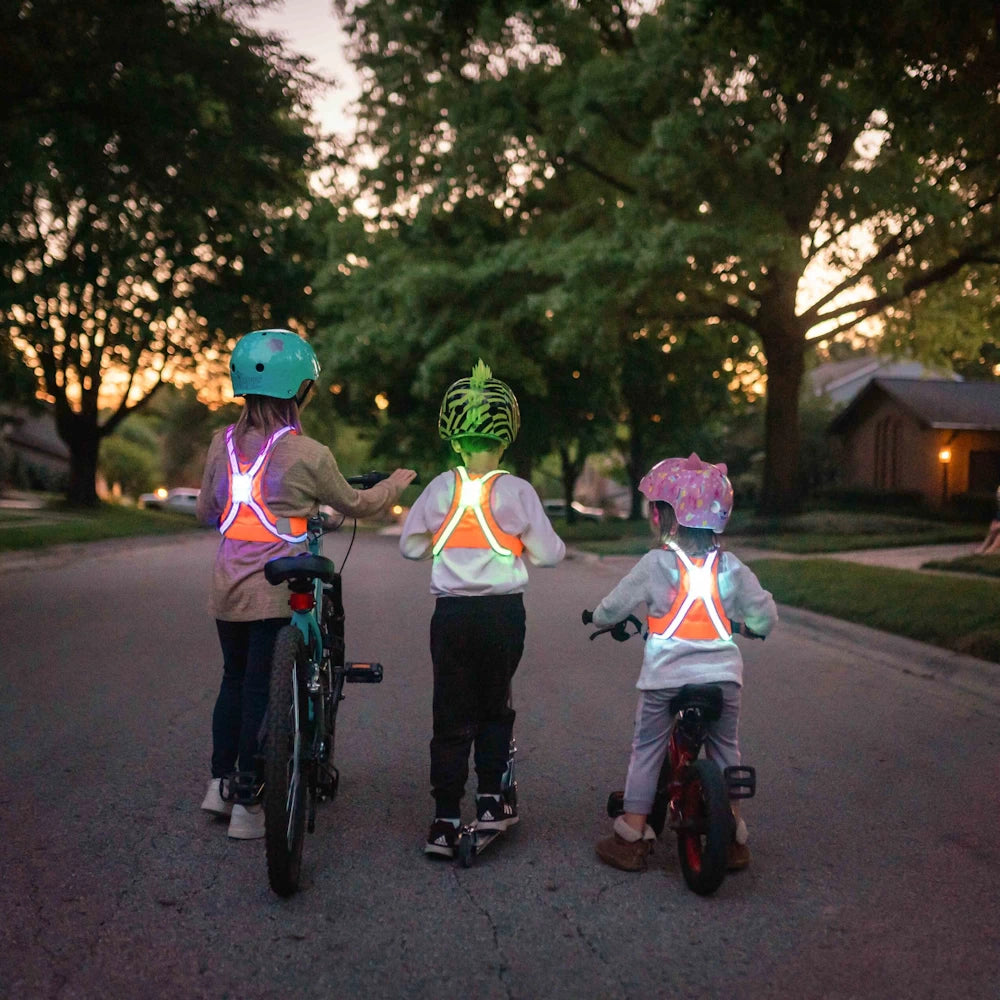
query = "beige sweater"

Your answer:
(197, 426), (395, 621)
